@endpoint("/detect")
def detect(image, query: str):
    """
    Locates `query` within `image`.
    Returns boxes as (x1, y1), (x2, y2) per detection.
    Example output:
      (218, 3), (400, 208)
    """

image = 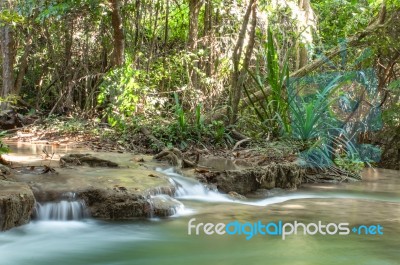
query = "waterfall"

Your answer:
(35, 200), (88, 221)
